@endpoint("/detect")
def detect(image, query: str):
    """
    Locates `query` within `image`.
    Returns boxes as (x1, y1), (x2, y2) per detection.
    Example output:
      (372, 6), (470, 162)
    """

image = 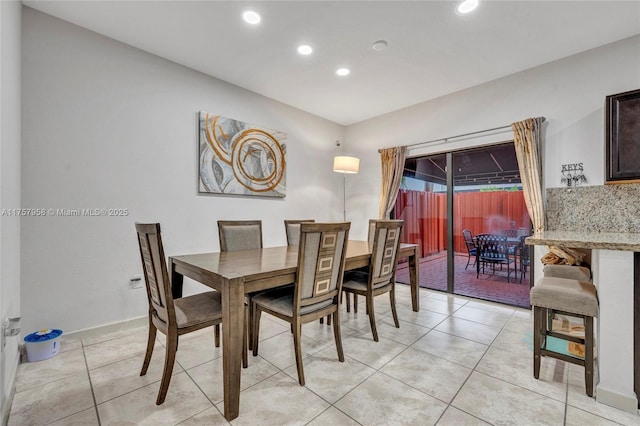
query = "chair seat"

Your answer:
(530, 277), (598, 317)
(252, 286), (333, 317)
(174, 291), (222, 329)
(342, 271), (389, 292)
